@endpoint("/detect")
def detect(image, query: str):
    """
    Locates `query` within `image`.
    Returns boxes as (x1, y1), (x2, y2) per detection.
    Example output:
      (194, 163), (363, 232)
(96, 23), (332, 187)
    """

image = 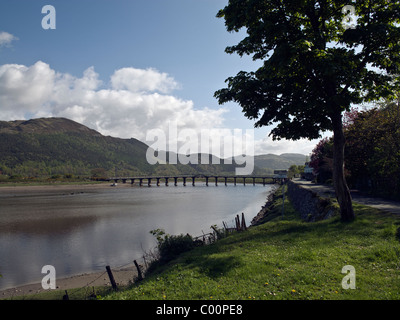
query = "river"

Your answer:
(0, 183), (273, 290)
